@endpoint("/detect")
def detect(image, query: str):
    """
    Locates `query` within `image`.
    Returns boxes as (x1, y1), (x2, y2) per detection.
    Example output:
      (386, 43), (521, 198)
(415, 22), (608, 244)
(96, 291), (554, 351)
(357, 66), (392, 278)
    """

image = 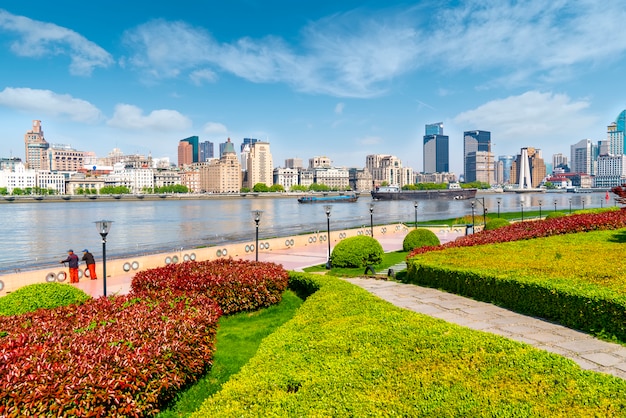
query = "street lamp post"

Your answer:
(601, 198), (603, 209)
(471, 201), (475, 227)
(521, 202), (524, 222)
(554, 199), (557, 213)
(324, 205), (332, 269)
(95, 220), (113, 297)
(413, 201), (418, 229)
(496, 198), (501, 218)
(252, 210), (263, 261)
(369, 203), (374, 237)
(538, 200), (542, 219)
(582, 200), (585, 210)
(569, 198), (572, 214)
